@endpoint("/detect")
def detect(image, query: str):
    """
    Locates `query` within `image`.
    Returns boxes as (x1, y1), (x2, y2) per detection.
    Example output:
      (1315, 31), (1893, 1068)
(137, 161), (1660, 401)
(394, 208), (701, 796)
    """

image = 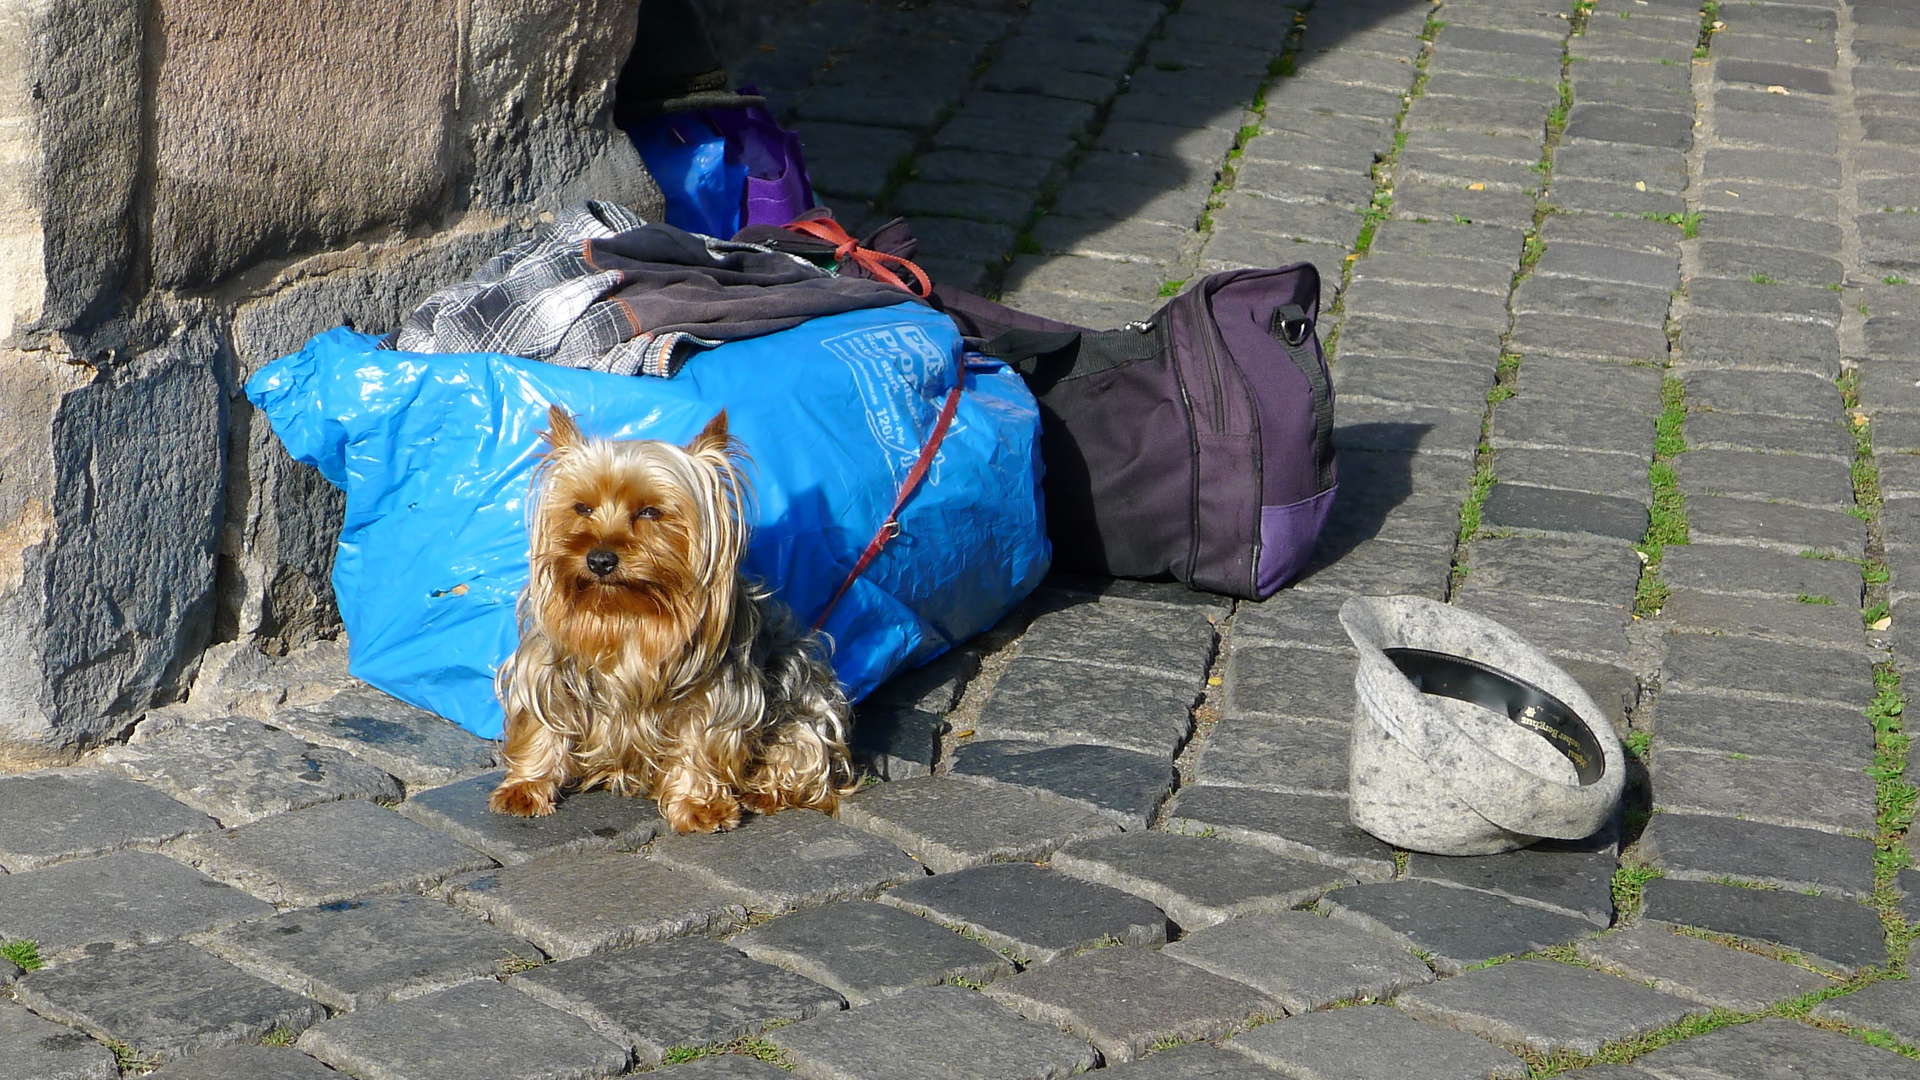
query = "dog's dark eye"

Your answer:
(573, 502), (593, 517)
(634, 506), (662, 521)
